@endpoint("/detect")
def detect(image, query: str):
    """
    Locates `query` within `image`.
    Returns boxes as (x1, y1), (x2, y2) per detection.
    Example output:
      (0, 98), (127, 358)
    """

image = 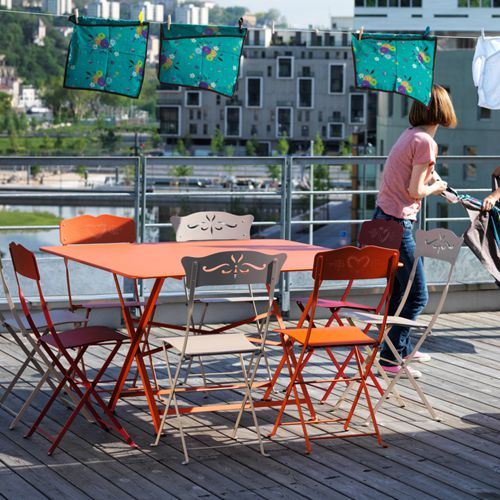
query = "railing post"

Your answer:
(141, 156), (147, 244)
(279, 156), (292, 315)
(133, 156), (141, 242)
